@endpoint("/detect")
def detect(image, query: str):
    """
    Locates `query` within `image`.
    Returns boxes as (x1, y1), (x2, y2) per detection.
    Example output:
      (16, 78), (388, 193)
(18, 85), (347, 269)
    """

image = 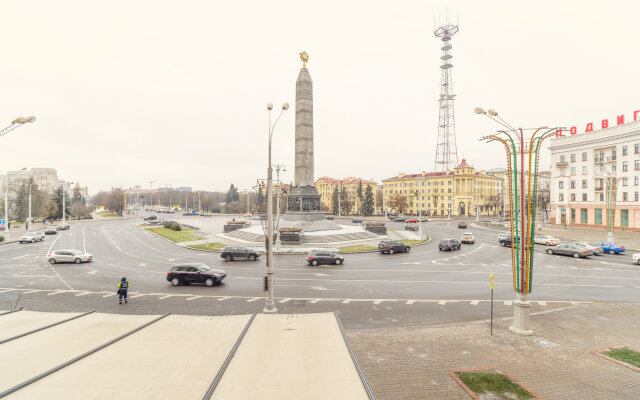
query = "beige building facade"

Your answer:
(315, 177), (377, 213)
